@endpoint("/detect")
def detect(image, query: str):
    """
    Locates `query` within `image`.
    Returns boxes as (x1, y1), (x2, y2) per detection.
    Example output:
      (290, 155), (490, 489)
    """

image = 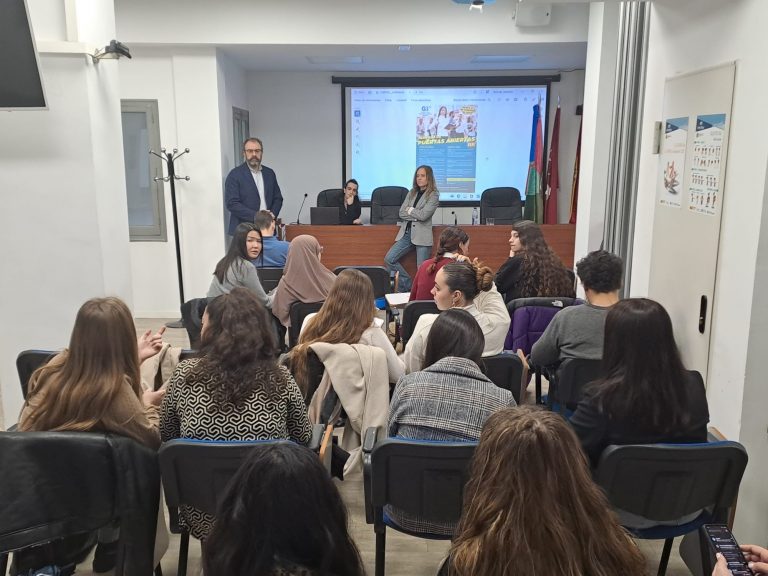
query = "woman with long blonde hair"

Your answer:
(446, 406), (646, 576)
(19, 296), (163, 448)
(290, 268), (402, 398)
